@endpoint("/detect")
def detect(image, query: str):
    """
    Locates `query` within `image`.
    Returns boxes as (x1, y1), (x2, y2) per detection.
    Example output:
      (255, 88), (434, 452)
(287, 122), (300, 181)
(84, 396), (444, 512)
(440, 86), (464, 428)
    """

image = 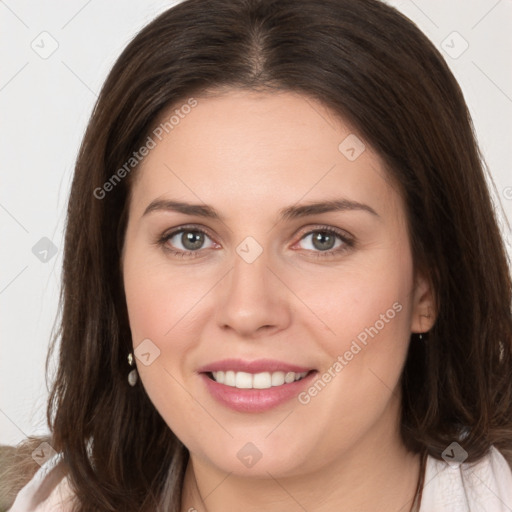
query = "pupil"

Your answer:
(313, 232), (335, 251)
(182, 231), (204, 250)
